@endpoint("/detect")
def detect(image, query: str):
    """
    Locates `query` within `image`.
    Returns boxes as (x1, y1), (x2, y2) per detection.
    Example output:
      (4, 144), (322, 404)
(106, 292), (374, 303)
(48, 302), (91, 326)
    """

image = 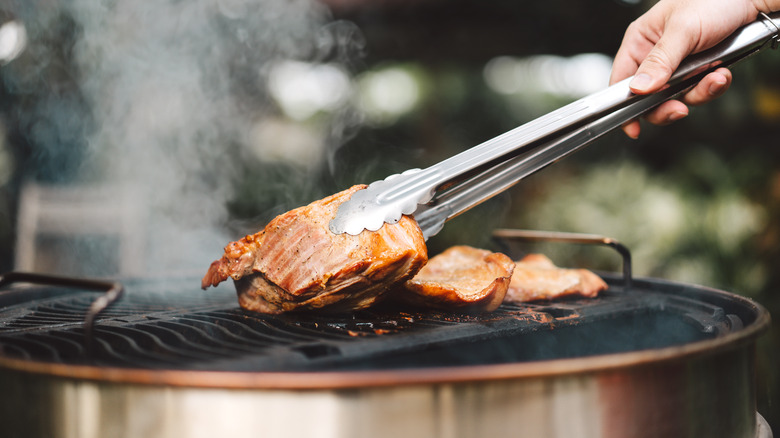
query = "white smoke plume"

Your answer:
(59, 0), (352, 277)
